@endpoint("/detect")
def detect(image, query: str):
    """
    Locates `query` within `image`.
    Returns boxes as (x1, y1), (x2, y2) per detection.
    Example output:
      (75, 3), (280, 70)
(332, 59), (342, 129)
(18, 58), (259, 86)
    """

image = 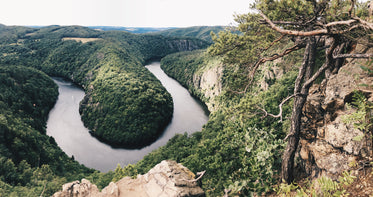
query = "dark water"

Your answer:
(46, 62), (209, 172)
